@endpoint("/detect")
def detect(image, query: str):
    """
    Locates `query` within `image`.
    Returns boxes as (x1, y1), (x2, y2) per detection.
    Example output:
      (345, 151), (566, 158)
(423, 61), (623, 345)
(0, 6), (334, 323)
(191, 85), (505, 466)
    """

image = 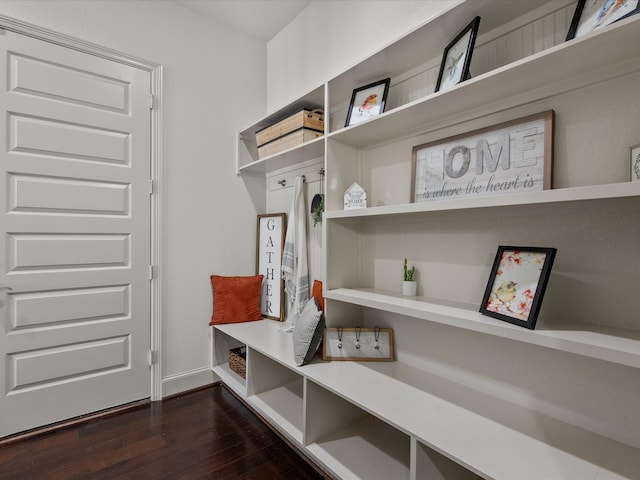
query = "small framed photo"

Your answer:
(435, 16), (481, 93)
(480, 246), (557, 330)
(631, 143), (640, 182)
(344, 78), (390, 127)
(566, 0), (640, 40)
